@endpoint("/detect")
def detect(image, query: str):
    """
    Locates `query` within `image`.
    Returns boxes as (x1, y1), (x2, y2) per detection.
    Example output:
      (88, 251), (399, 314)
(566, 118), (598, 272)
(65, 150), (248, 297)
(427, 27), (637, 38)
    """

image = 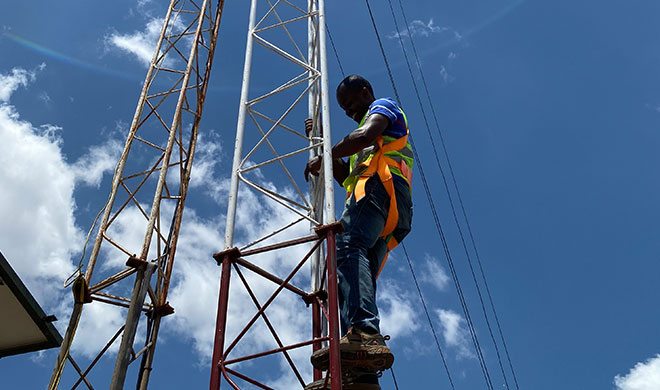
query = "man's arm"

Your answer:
(332, 158), (349, 184)
(331, 113), (389, 159)
(305, 113), (390, 181)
